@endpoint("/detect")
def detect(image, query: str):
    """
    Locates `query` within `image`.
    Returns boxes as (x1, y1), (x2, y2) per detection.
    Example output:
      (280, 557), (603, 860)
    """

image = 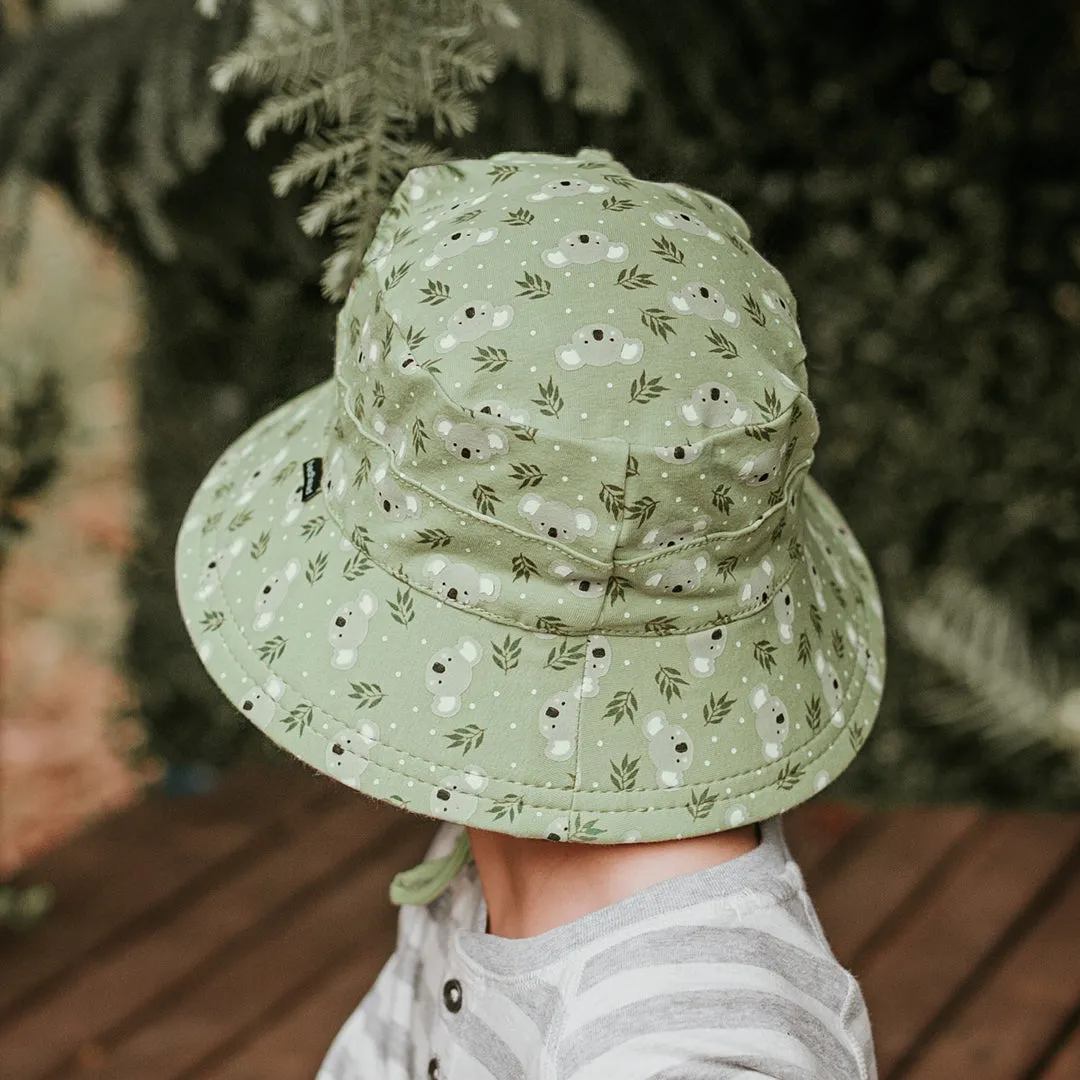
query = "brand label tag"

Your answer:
(301, 457), (323, 502)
